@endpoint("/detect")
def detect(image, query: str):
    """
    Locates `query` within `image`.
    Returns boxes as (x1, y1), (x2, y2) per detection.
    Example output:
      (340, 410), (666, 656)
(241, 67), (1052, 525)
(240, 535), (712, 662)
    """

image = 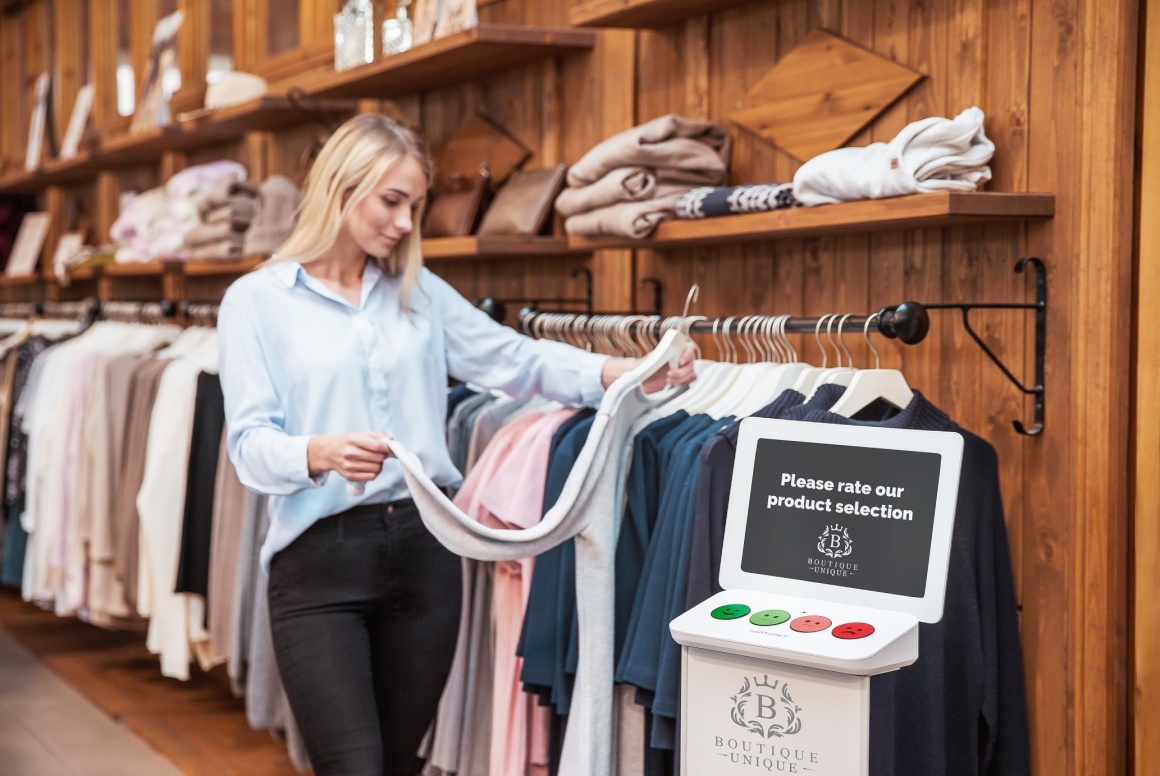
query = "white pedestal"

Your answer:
(681, 647), (869, 775)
